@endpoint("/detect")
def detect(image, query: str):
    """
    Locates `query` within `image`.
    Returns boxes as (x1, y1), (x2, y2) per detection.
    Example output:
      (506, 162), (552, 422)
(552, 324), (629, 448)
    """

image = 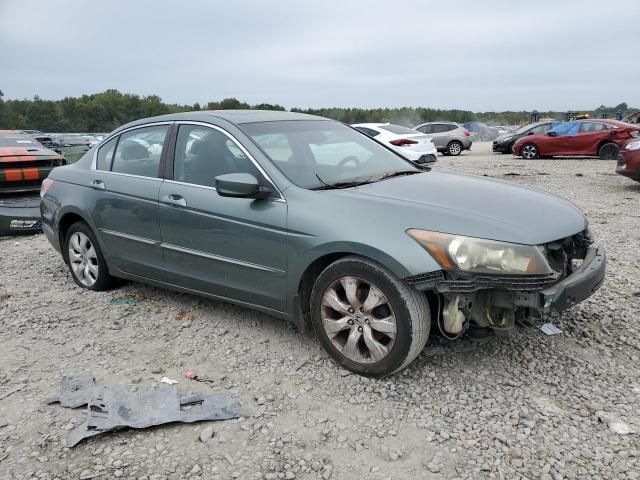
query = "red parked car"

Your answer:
(513, 119), (640, 160)
(617, 138), (640, 182)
